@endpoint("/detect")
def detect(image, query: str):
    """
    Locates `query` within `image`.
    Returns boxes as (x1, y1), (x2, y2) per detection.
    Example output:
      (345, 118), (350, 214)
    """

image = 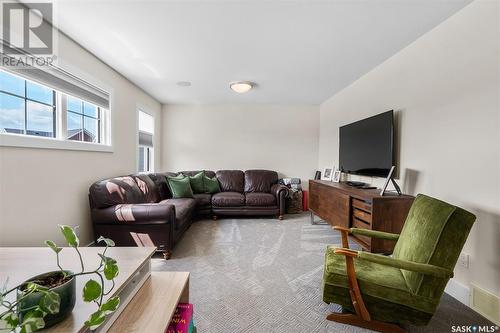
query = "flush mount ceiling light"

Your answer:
(230, 81), (254, 93)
